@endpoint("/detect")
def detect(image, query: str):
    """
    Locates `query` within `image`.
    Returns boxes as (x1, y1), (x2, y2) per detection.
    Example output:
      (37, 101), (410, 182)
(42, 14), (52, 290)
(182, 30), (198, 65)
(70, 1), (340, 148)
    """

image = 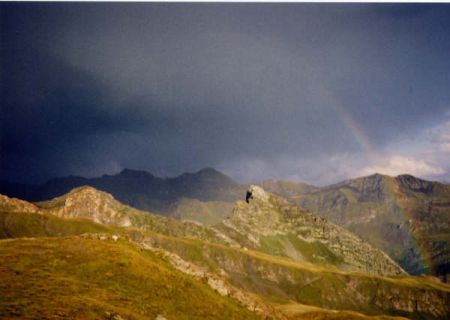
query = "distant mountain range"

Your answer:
(262, 174), (450, 283)
(1, 185), (449, 319)
(1, 169), (449, 282)
(0, 167), (245, 215)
